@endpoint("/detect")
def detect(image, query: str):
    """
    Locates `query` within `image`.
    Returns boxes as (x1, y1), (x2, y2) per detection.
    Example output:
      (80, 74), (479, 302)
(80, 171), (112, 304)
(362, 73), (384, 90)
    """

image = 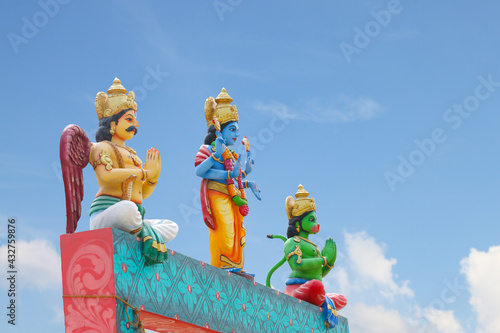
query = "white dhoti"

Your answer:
(89, 200), (178, 243)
